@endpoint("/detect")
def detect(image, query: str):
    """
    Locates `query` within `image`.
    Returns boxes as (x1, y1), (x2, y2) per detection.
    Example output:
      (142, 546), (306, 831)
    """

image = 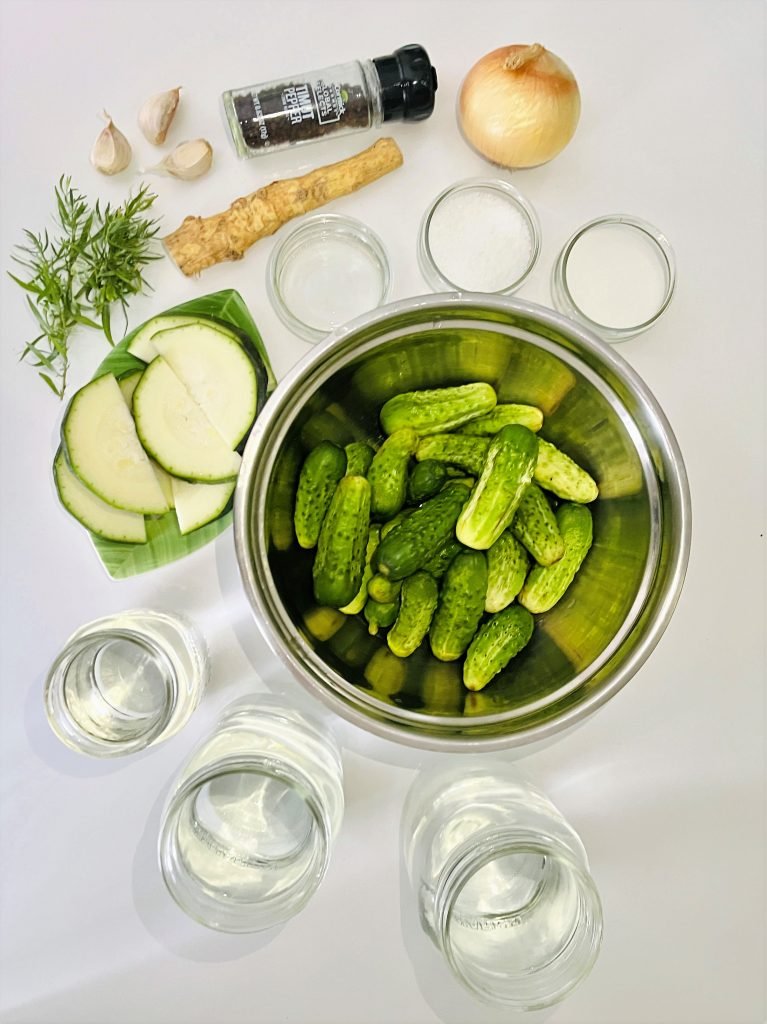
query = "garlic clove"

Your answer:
(90, 111), (132, 175)
(143, 139), (213, 181)
(138, 87), (181, 146)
